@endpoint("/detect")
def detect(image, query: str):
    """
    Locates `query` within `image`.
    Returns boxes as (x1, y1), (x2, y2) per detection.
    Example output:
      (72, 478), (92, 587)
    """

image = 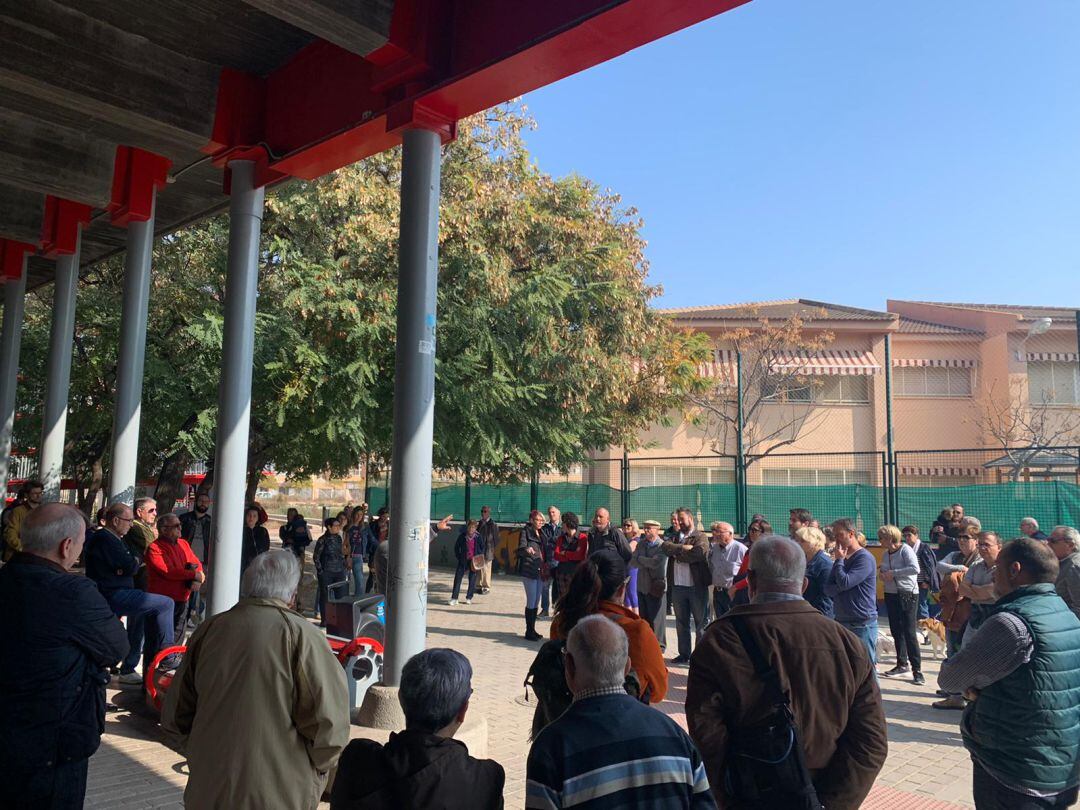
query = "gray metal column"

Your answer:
(39, 239), (81, 502)
(207, 160), (264, 616)
(0, 265), (28, 496)
(108, 199), (157, 506)
(384, 128), (442, 686)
